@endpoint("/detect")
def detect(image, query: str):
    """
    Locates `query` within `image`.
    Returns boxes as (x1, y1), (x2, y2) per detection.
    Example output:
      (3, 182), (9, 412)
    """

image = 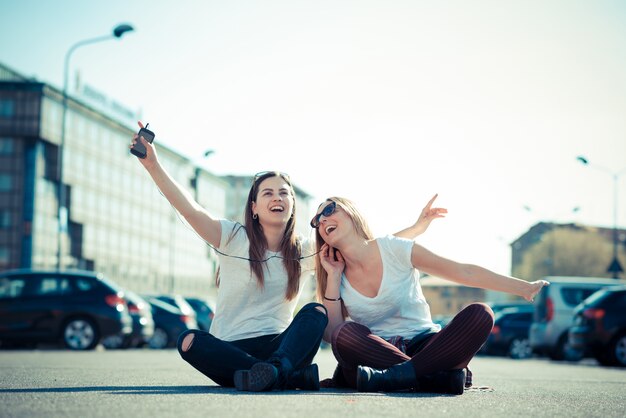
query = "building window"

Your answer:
(0, 247), (9, 265)
(0, 138), (14, 154)
(0, 174), (11, 191)
(0, 100), (15, 117)
(0, 210), (10, 228)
